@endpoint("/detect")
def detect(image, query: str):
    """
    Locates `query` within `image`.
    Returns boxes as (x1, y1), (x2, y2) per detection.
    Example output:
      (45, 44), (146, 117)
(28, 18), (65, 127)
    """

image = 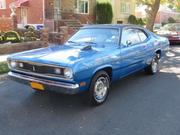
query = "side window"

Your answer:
(137, 30), (148, 42)
(121, 28), (141, 47)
